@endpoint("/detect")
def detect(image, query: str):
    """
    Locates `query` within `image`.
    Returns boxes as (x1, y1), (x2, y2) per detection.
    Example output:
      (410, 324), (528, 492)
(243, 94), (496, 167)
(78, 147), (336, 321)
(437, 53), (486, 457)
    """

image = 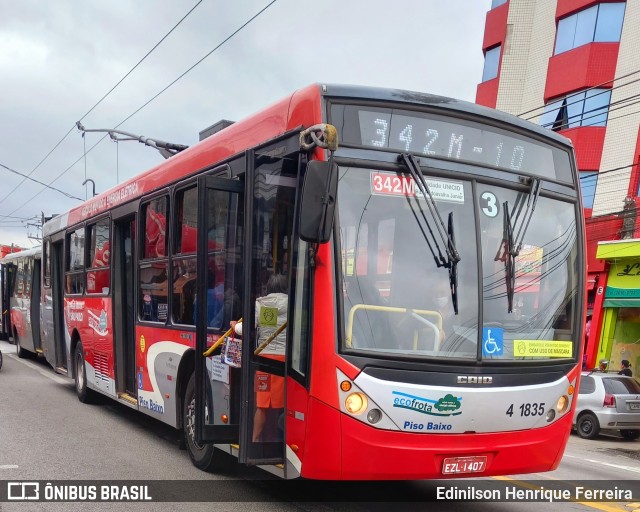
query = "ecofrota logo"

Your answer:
(392, 391), (462, 416)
